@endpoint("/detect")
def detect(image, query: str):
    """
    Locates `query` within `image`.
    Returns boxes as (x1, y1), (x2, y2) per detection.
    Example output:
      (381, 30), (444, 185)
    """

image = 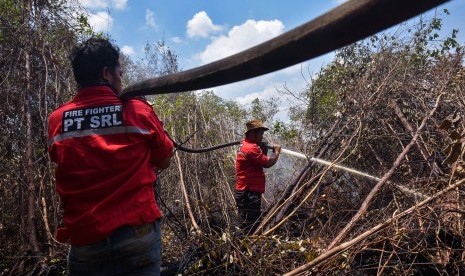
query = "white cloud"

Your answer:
(231, 82), (296, 123)
(210, 62), (319, 122)
(78, 0), (127, 10)
(187, 11), (223, 38)
(79, 0), (107, 9)
(171, 37), (183, 44)
(214, 71), (298, 100)
(197, 19), (284, 64)
(121, 45), (135, 56)
(333, 0), (349, 4)
(111, 0), (127, 10)
(88, 11), (113, 33)
(146, 9), (157, 30)
(235, 86), (278, 105)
